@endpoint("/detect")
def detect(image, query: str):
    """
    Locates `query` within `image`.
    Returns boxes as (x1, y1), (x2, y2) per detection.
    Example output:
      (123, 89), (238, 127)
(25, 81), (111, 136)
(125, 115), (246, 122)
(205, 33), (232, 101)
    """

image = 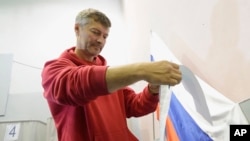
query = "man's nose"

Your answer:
(96, 36), (105, 44)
